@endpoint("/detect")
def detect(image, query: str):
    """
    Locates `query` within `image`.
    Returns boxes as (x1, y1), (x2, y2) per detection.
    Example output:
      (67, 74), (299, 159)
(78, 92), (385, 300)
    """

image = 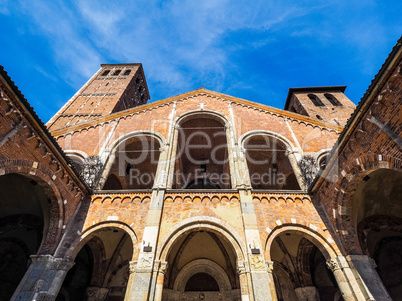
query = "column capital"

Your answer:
(265, 260), (274, 273)
(236, 260), (249, 275)
(326, 258), (340, 271)
(159, 261), (168, 275)
(129, 260), (137, 274)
